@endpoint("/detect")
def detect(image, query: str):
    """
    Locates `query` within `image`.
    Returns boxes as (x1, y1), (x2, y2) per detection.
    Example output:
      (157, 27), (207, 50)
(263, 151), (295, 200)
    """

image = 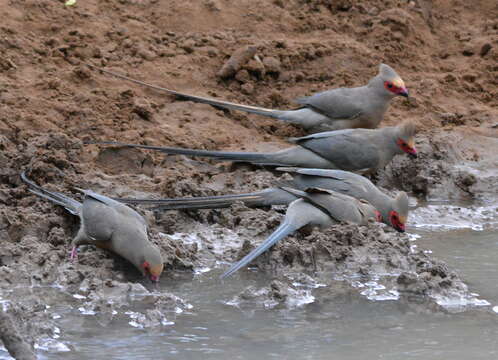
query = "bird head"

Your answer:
(378, 64), (409, 98)
(395, 120), (418, 158)
(389, 192), (409, 232)
(140, 245), (164, 282)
